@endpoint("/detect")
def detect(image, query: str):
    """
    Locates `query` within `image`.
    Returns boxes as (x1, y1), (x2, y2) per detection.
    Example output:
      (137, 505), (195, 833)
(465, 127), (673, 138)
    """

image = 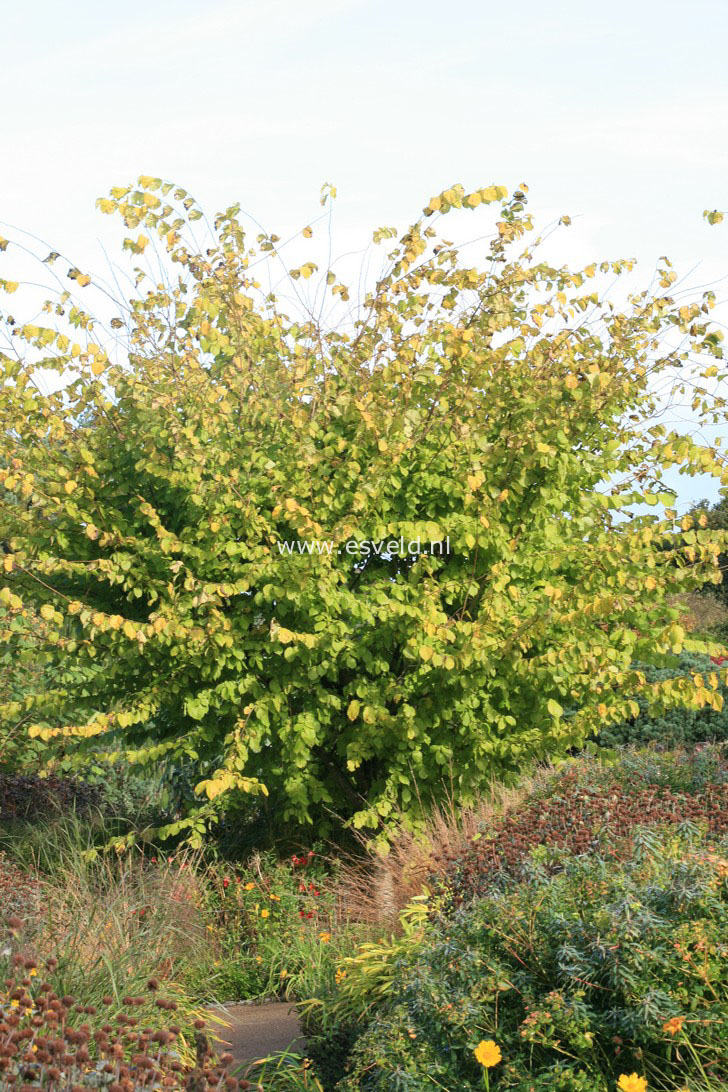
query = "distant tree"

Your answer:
(688, 496), (728, 603)
(1, 178), (727, 842)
